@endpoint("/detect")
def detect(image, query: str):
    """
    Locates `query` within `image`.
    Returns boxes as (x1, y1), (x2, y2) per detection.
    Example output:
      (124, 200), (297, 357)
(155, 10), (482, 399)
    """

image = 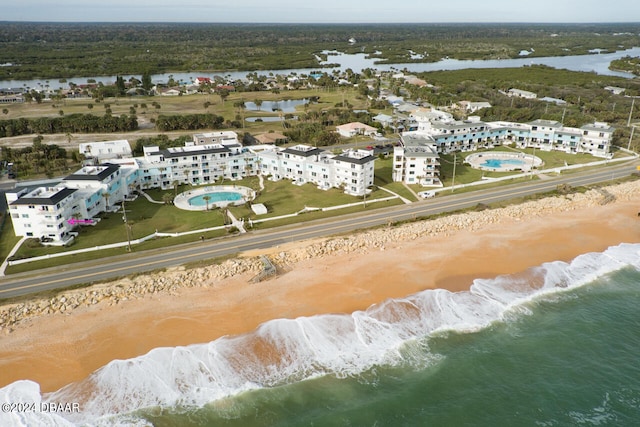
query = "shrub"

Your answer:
(24, 238), (43, 248)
